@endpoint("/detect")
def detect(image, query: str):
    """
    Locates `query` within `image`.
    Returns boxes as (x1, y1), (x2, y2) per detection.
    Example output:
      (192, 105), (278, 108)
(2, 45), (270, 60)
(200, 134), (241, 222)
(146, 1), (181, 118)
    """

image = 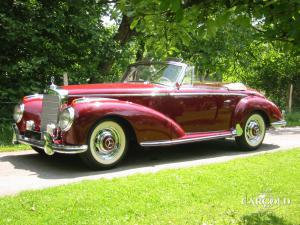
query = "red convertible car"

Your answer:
(12, 59), (286, 169)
